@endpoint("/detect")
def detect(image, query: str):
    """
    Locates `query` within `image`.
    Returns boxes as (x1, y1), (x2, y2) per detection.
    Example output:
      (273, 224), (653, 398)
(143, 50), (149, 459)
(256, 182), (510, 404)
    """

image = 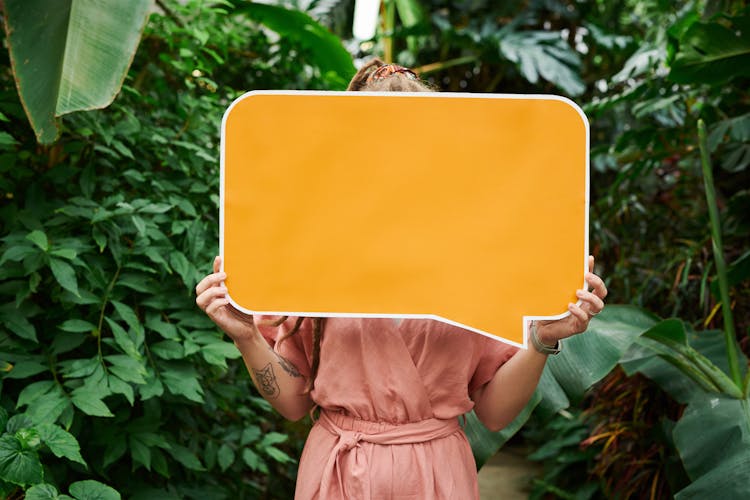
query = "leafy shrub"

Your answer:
(0, 1), (347, 497)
